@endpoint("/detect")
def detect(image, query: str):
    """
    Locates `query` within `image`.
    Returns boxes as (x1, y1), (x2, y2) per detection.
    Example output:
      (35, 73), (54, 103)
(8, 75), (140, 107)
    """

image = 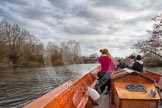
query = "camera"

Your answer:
(100, 49), (103, 53)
